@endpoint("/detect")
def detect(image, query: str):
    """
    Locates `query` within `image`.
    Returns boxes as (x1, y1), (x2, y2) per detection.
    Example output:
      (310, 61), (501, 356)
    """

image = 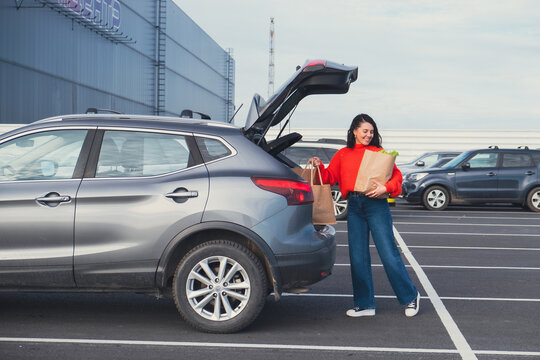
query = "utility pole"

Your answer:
(268, 17), (275, 98)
